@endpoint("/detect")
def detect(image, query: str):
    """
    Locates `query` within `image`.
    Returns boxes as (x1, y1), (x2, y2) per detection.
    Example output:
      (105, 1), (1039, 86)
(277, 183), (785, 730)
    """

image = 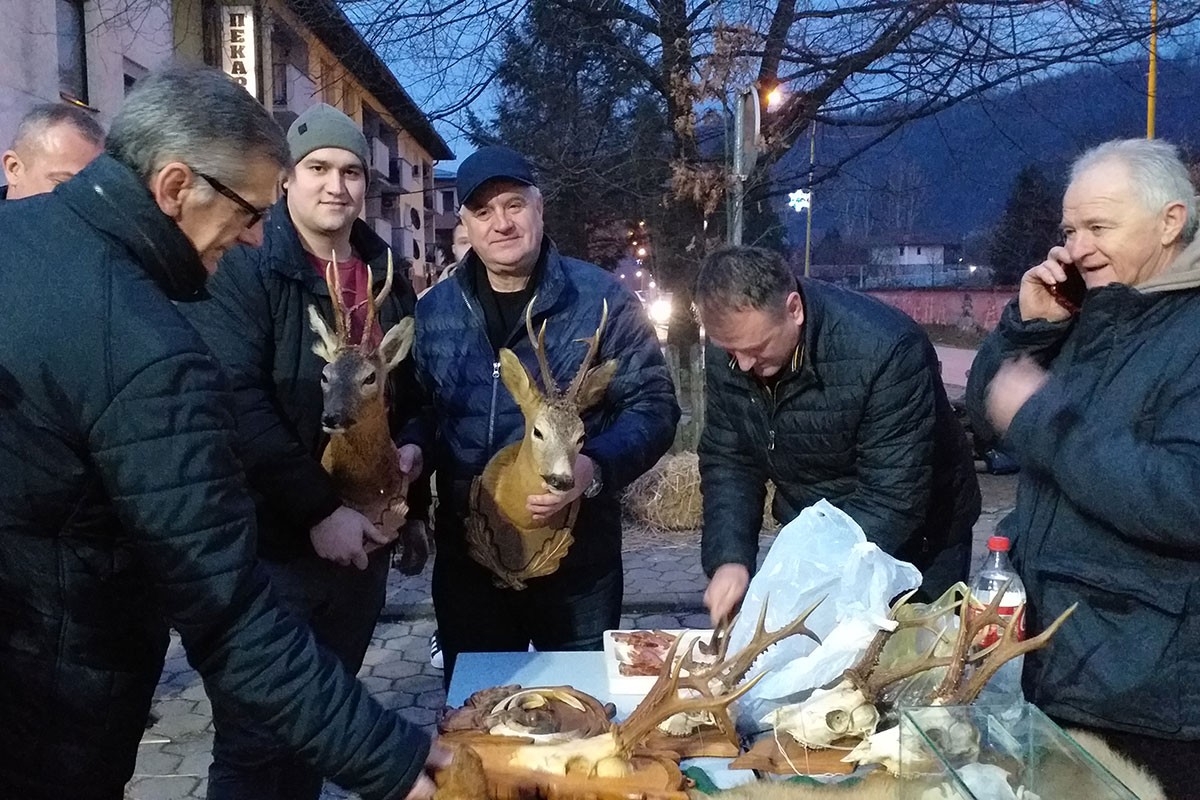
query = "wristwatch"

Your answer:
(582, 461), (604, 499)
